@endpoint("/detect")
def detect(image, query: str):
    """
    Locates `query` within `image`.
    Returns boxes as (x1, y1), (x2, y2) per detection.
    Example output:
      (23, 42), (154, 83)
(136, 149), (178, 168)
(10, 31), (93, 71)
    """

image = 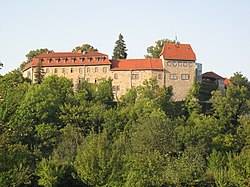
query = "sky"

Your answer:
(1, 0), (250, 79)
